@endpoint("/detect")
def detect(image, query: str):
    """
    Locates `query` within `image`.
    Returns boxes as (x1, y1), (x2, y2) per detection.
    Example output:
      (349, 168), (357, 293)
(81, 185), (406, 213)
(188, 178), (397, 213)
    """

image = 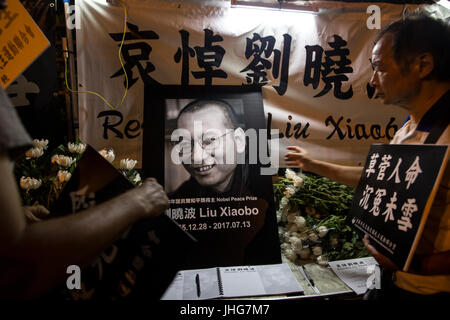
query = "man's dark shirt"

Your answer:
(167, 164), (281, 268)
